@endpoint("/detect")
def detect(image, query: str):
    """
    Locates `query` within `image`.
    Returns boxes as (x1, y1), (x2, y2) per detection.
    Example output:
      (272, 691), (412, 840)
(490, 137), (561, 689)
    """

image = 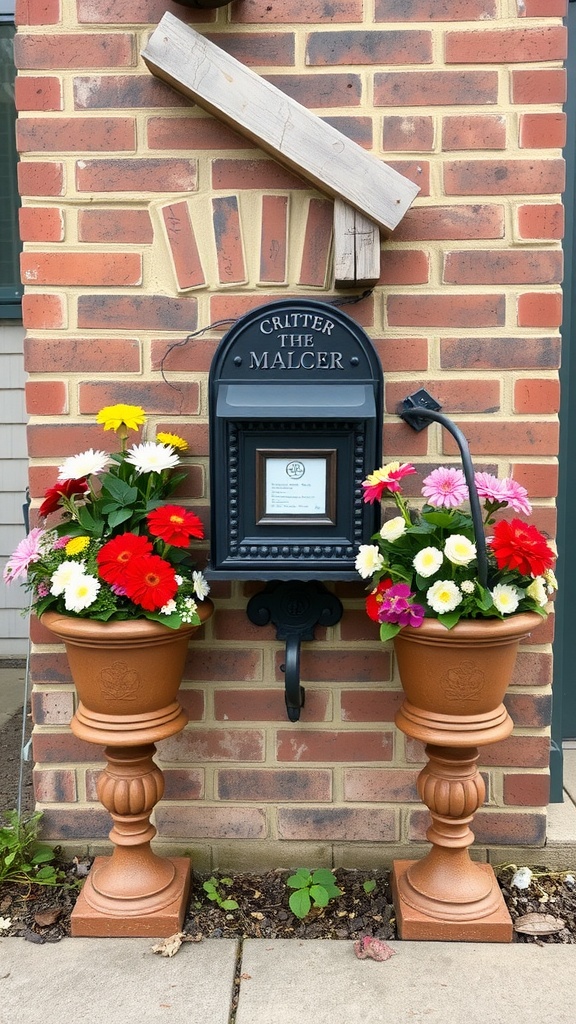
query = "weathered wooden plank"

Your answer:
(333, 200), (381, 287)
(142, 13), (419, 235)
